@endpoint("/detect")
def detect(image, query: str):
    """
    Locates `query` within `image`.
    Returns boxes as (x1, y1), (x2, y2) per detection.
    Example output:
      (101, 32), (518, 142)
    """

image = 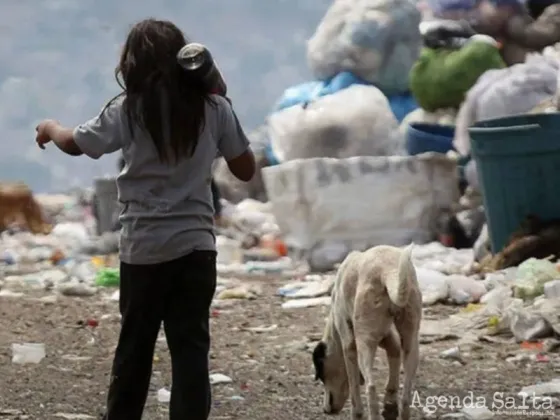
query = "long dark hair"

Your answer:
(113, 19), (215, 164)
